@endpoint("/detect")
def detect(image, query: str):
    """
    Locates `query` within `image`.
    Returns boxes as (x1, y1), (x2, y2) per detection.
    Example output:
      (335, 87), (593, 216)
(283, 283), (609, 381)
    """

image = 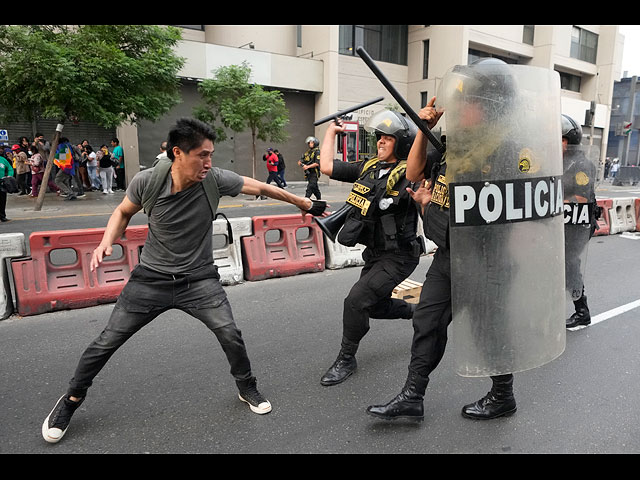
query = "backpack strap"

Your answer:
(141, 157), (220, 216)
(201, 170), (220, 215)
(141, 157), (172, 215)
